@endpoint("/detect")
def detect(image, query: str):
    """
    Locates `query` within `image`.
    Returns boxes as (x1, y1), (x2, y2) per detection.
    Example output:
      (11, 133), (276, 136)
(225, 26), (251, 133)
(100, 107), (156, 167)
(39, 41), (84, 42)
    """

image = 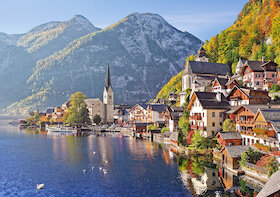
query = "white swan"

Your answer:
(103, 169), (107, 174)
(83, 169), (86, 174)
(105, 160), (108, 163)
(37, 183), (44, 190)
(93, 151), (96, 154)
(91, 166), (94, 170)
(99, 167), (102, 171)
